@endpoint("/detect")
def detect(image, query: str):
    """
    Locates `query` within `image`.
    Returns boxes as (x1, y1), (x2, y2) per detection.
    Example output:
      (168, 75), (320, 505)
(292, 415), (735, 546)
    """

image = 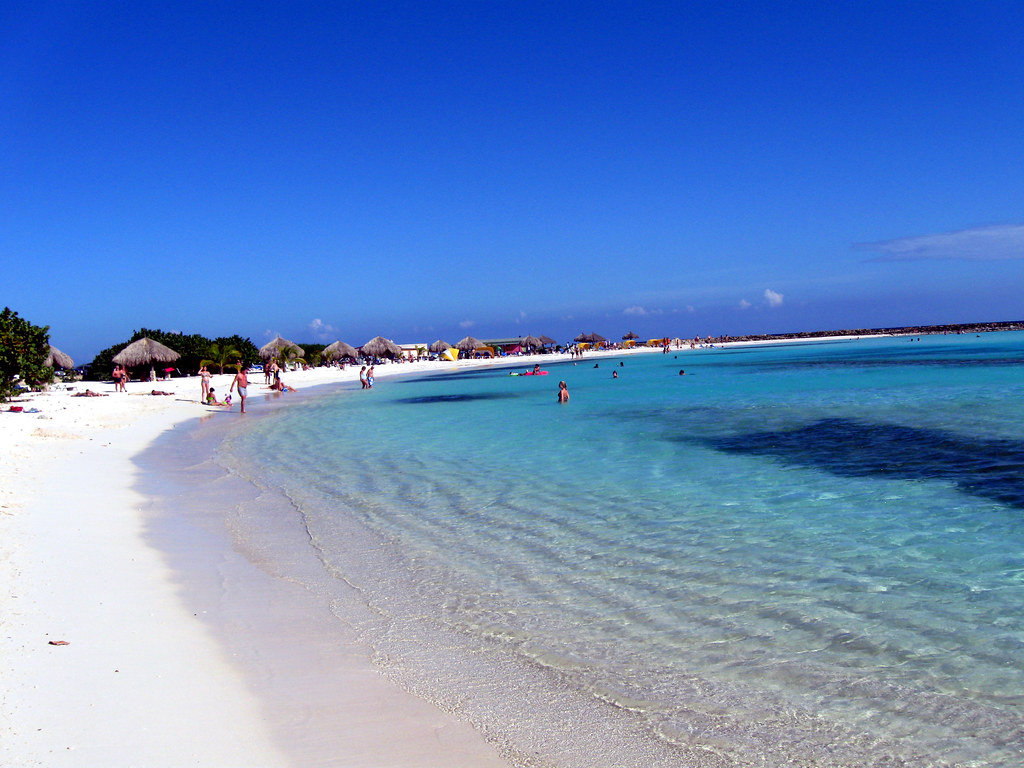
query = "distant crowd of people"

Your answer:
(109, 344), (699, 417)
